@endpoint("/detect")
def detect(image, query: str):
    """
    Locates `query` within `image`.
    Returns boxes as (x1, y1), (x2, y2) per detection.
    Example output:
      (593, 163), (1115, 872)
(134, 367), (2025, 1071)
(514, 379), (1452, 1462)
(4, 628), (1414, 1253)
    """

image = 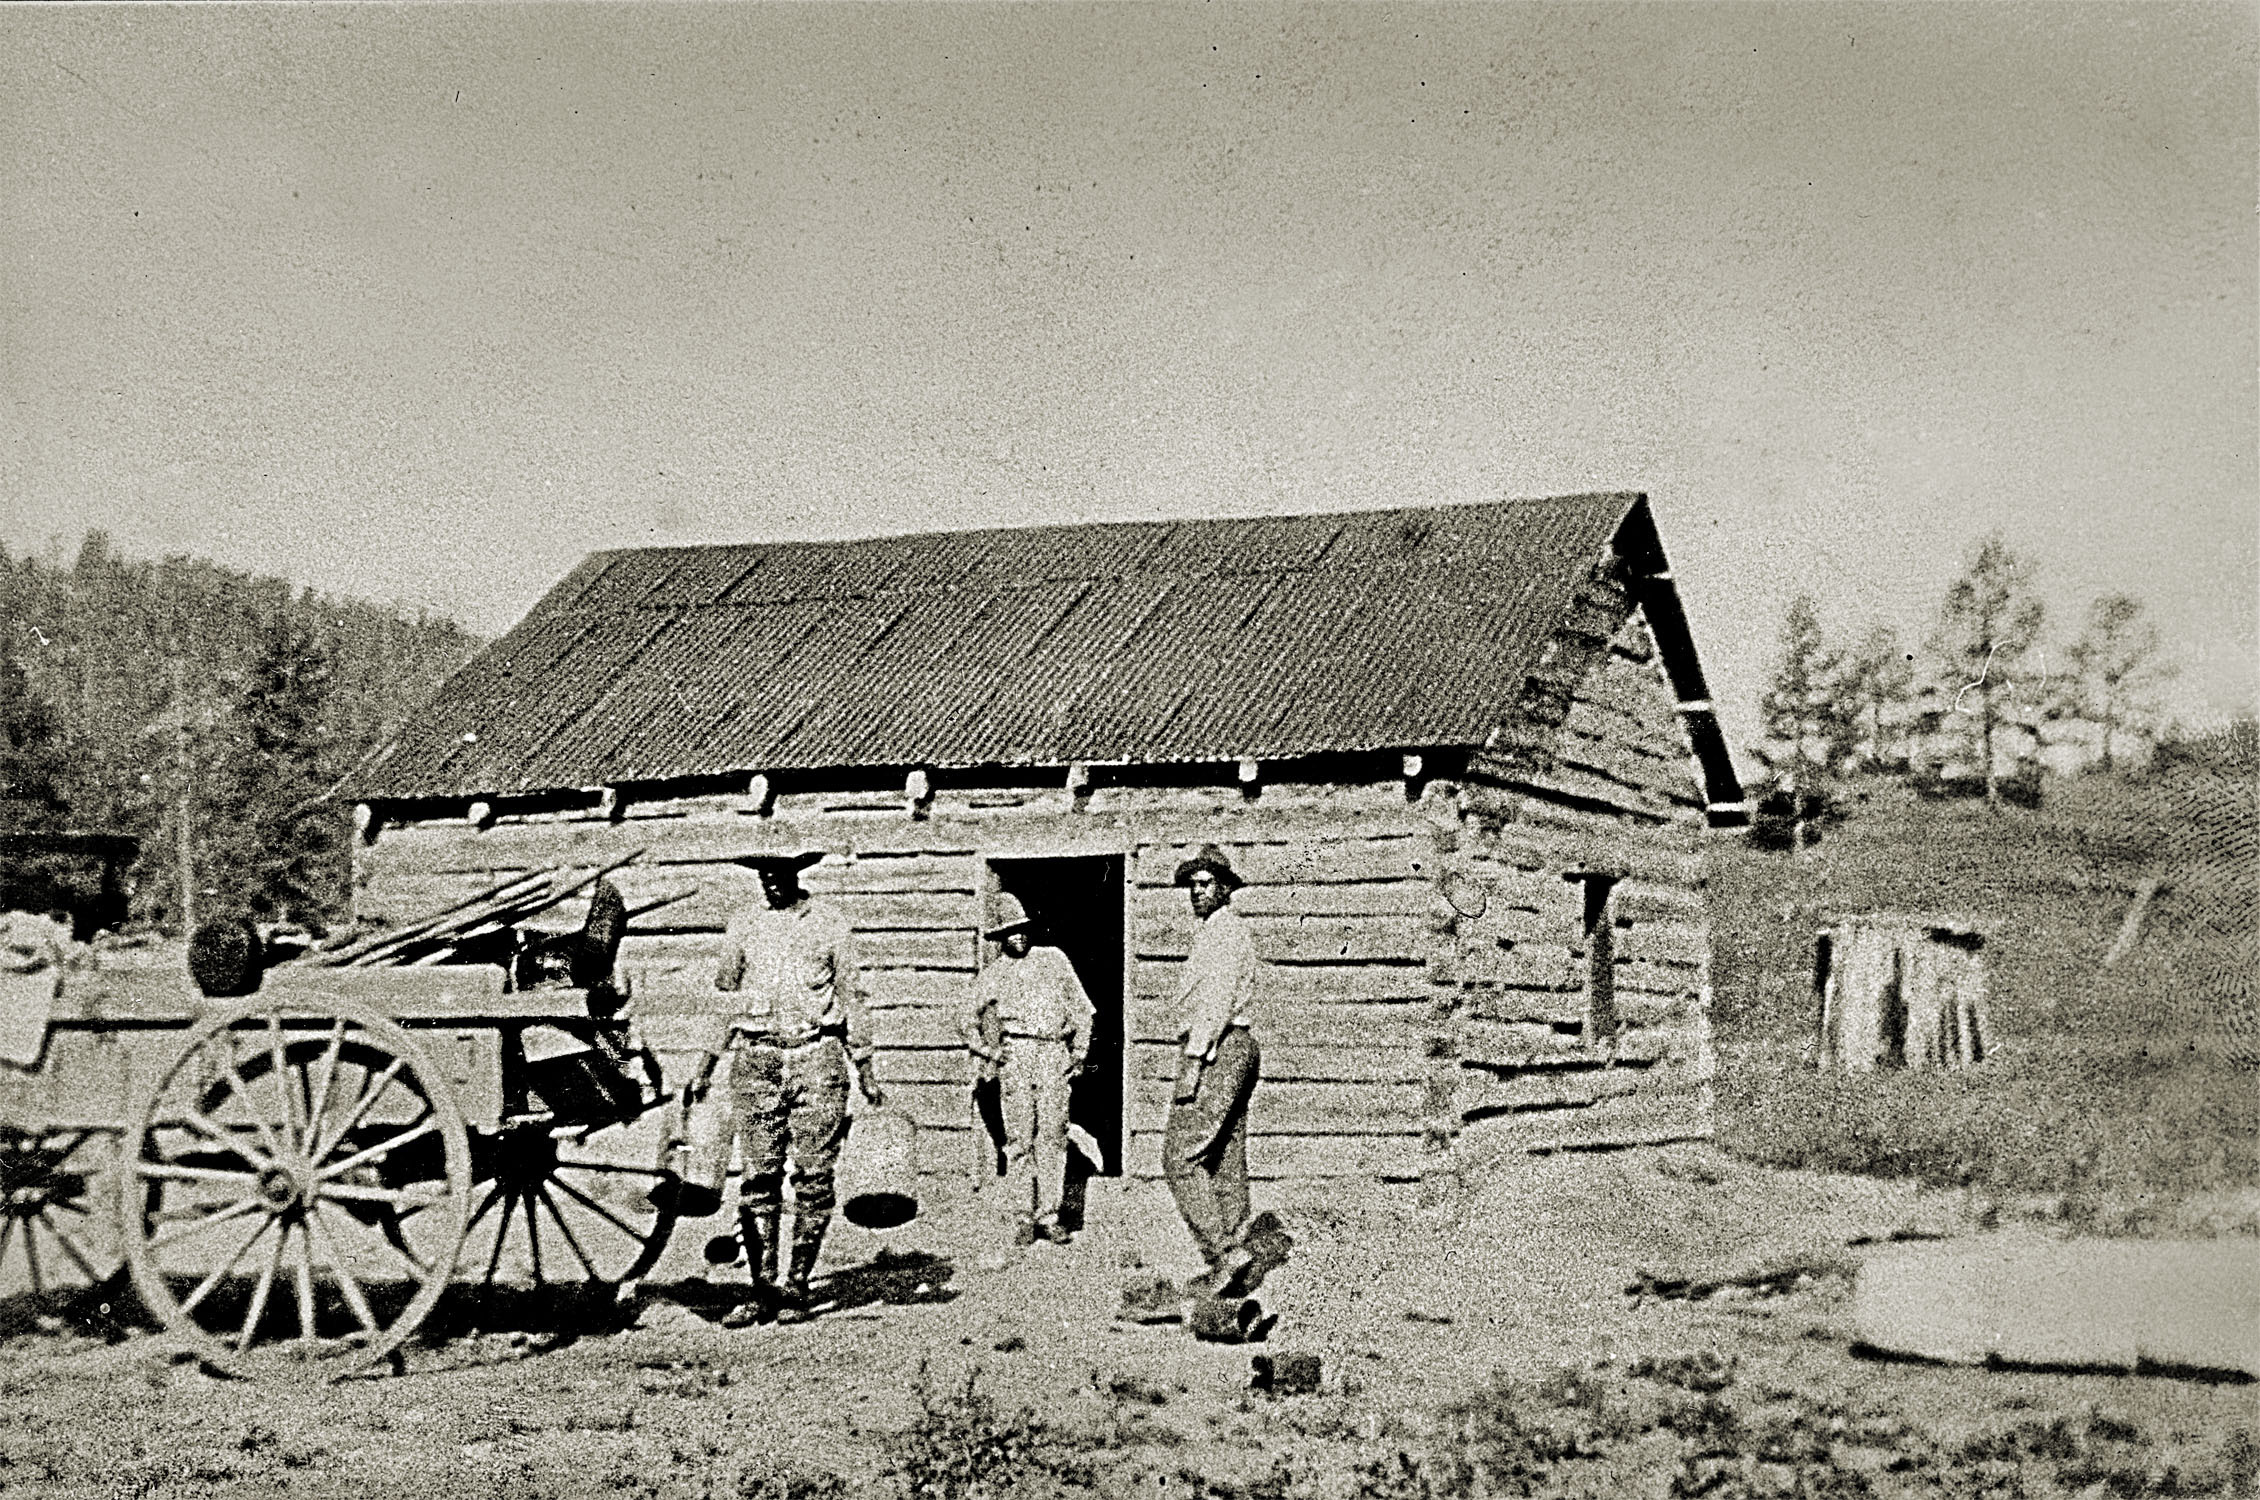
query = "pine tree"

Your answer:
(204, 609), (346, 929)
(1755, 595), (1855, 850)
(1923, 535), (2047, 806)
(0, 655), (71, 831)
(1837, 624), (1915, 774)
(2053, 593), (2176, 771)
